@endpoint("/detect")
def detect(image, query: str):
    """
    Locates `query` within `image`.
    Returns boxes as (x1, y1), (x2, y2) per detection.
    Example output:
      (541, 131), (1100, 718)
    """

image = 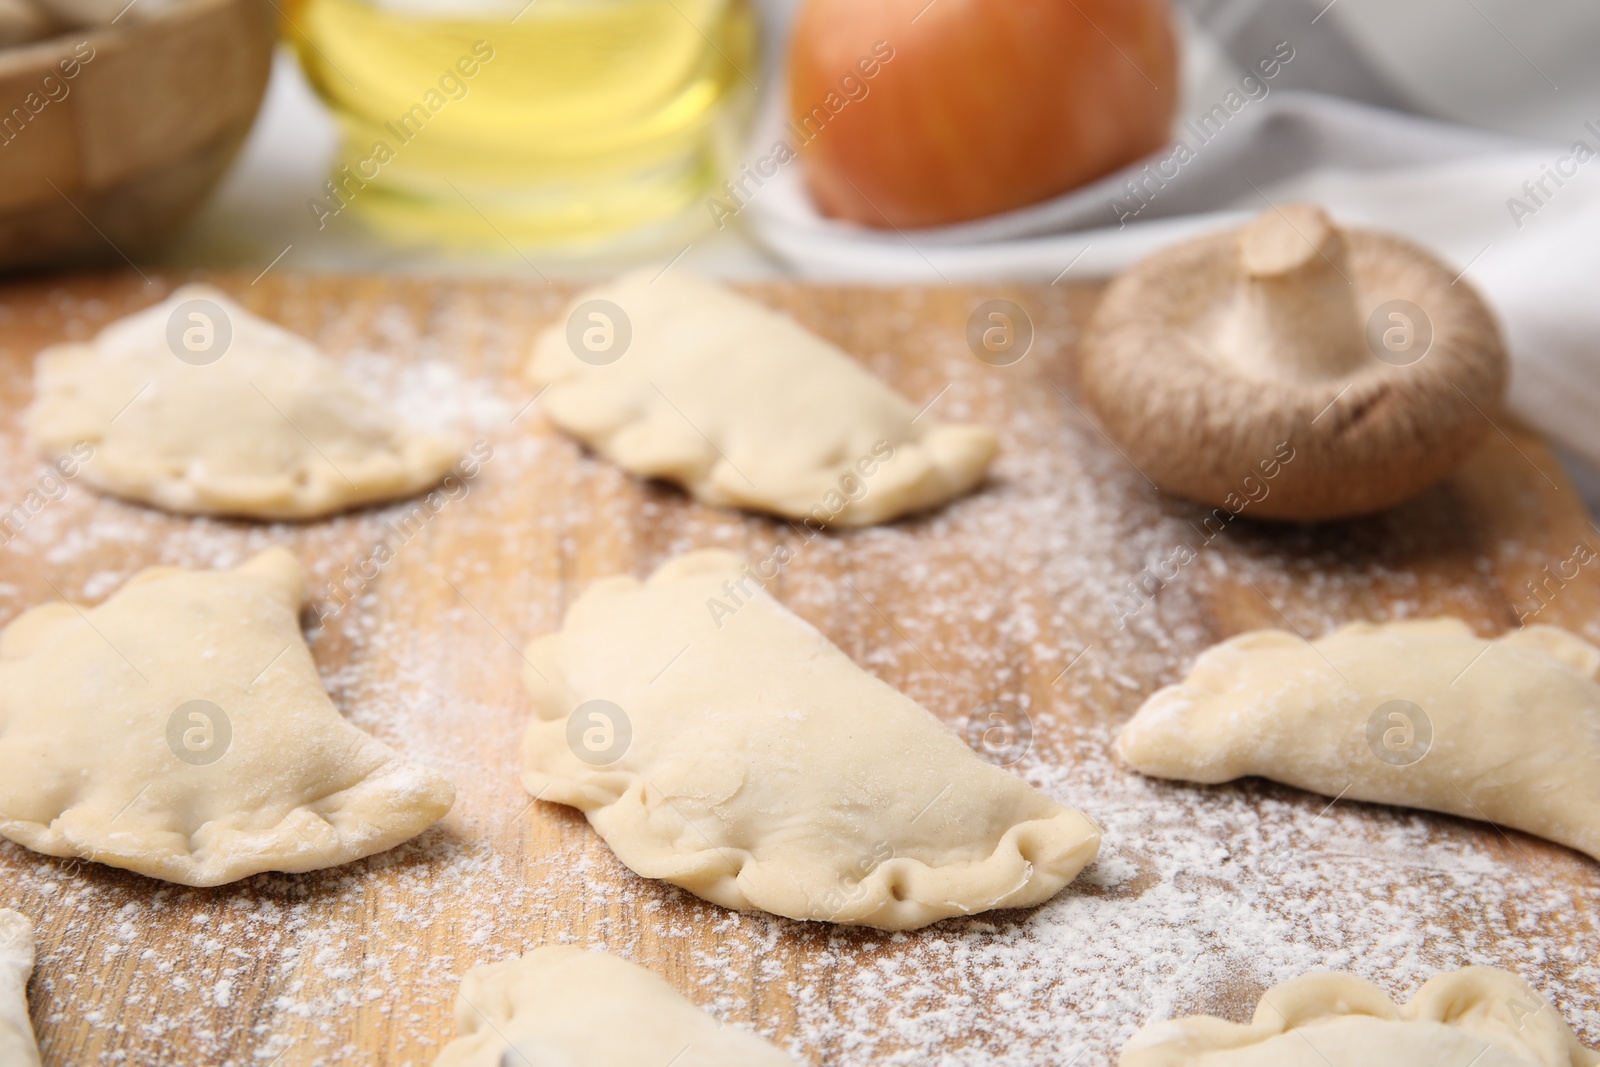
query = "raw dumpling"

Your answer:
(435, 946), (796, 1067)
(0, 549), (455, 885)
(27, 284), (461, 519)
(0, 910), (39, 1067)
(1120, 967), (1598, 1066)
(527, 270), (998, 526)
(1115, 618), (1600, 860)
(519, 550), (1101, 930)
